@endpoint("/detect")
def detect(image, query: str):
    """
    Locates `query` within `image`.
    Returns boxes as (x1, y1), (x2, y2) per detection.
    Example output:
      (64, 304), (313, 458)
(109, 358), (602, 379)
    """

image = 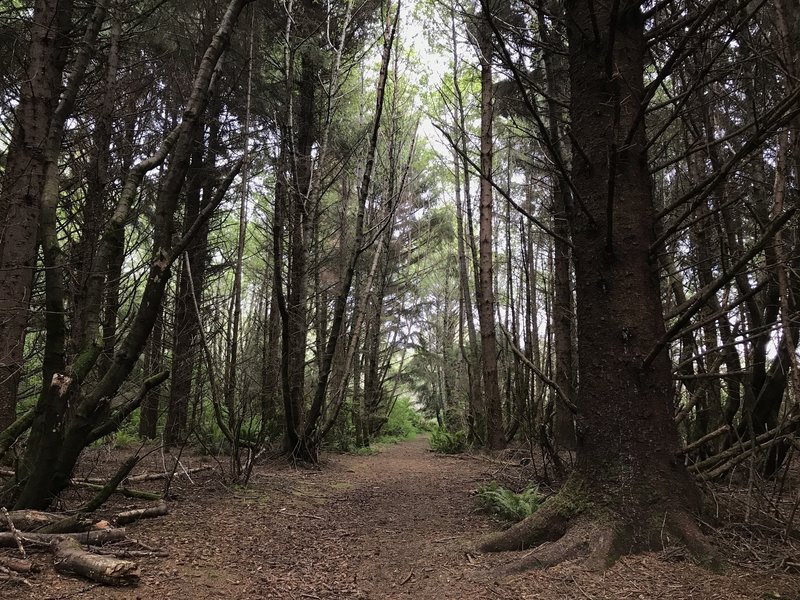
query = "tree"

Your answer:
(479, 0), (716, 567)
(9, 0), (254, 509)
(475, 10), (505, 451)
(0, 0), (75, 431)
